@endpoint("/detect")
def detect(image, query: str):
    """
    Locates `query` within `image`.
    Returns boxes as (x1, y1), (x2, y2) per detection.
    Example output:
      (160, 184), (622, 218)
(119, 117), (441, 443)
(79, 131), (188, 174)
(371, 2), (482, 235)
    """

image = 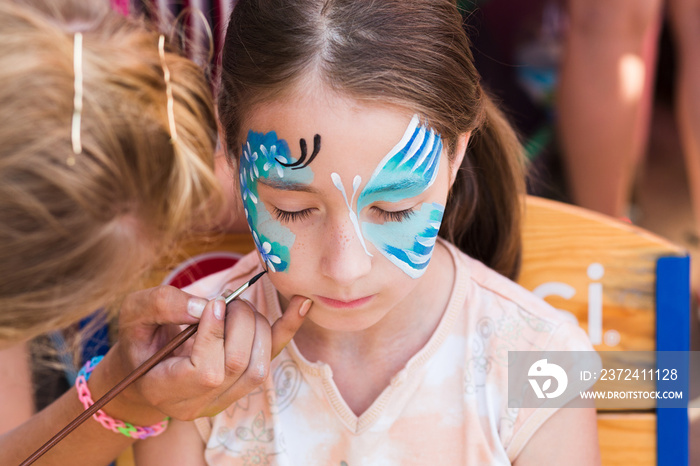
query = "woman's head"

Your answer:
(219, 0), (525, 282)
(0, 0), (220, 343)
